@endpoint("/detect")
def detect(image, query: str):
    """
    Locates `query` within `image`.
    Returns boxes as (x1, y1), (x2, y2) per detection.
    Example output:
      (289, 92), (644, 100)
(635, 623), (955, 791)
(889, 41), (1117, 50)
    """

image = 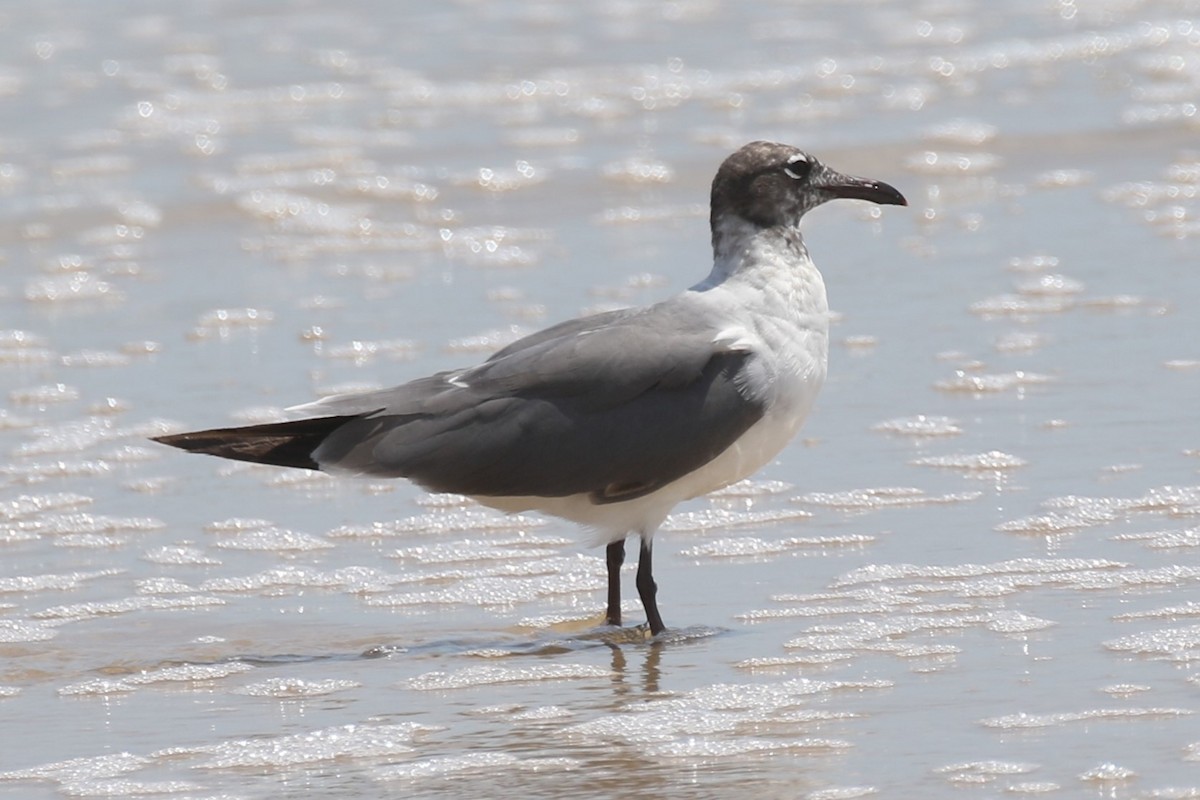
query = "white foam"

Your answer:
(0, 752), (148, 783)
(0, 569), (120, 594)
(141, 545), (221, 566)
(646, 736), (852, 758)
(994, 331), (1046, 352)
(797, 487), (982, 509)
(60, 349), (132, 368)
(59, 662), (255, 697)
(709, 478), (794, 497)
(1112, 601), (1200, 621)
(320, 338), (420, 362)
(1003, 781), (1061, 794)
(234, 678), (361, 698)
(204, 517), (275, 533)
(390, 537), (561, 565)
(374, 753), (518, 780)
(1034, 169), (1094, 188)
(602, 157), (674, 185)
(910, 451), (1027, 471)
(15, 418), (168, 457)
(735, 655), (857, 669)
(0, 619), (59, 642)
(437, 225), (548, 267)
(404, 663), (610, 691)
(1115, 527), (1200, 549)
(805, 788), (880, 800)
(996, 509), (1118, 534)
(56, 679), (135, 697)
(181, 722), (430, 768)
(365, 566), (603, 608)
(935, 760), (1038, 782)
(444, 326), (530, 354)
(32, 595), (225, 621)
(58, 778), (203, 797)
(1015, 273), (1085, 295)
(2, 455), (111, 482)
(1104, 624), (1200, 661)
(1100, 683), (1151, 696)
(985, 610), (1056, 633)
(1007, 254), (1061, 272)
(455, 163), (547, 193)
(1078, 762), (1136, 783)
(661, 507), (813, 532)
(25, 273), (121, 304)
(570, 677), (889, 747)
(0, 329), (49, 349)
(835, 558), (1125, 585)
(682, 534), (874, 559)
(738, 602), (894, 621)
(871, 415), (963, 437)
(922, 118), (997, 145)
(509, 705), (574, 721)
(981, 707), (1193, 729)
(136, 577), (198, 594)
(413, 492), (476, 508)
(935, 370), (1053, 393)
(970, 294), (1074, 316)
(328, 509), (548, 538)
(18, 512), (166, 536)
(374, 753), (581, 781)
(188, 307), (275, 339)
(905, 150), (1002, 175)
(201, 565), (403, 594)
(211, 527), (333, 551)
(784, 615), (993, 654)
